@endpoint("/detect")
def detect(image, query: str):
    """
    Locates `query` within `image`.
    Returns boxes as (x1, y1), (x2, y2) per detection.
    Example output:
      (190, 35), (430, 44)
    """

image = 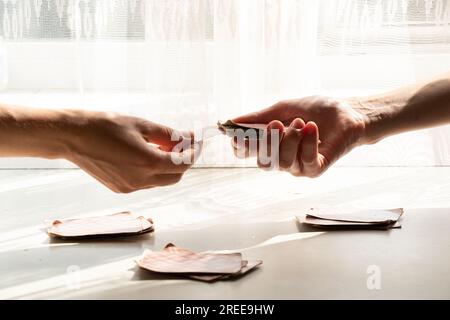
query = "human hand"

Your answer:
(230, 96), (368, 177)
(62, 111), (197, 193)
